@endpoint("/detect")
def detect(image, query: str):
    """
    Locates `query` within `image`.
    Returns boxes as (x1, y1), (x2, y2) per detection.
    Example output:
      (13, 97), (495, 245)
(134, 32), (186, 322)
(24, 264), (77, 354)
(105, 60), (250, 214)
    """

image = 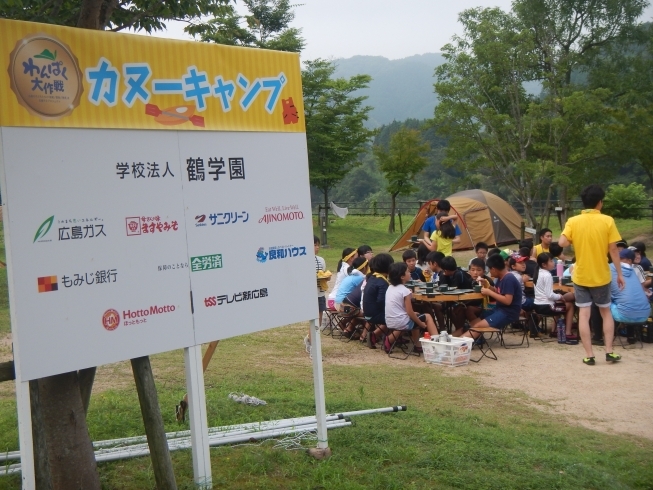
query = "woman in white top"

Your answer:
(383, 262), (439, 353)
(533, 253), (577, 340)
(328, 248), (357, 309)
